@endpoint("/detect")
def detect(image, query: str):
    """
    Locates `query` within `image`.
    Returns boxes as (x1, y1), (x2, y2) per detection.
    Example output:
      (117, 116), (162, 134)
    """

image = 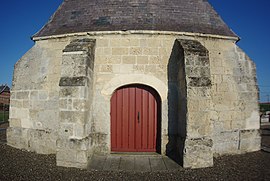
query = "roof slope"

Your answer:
(0, 85), (10, 94)
(33, 0), (237, 38)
